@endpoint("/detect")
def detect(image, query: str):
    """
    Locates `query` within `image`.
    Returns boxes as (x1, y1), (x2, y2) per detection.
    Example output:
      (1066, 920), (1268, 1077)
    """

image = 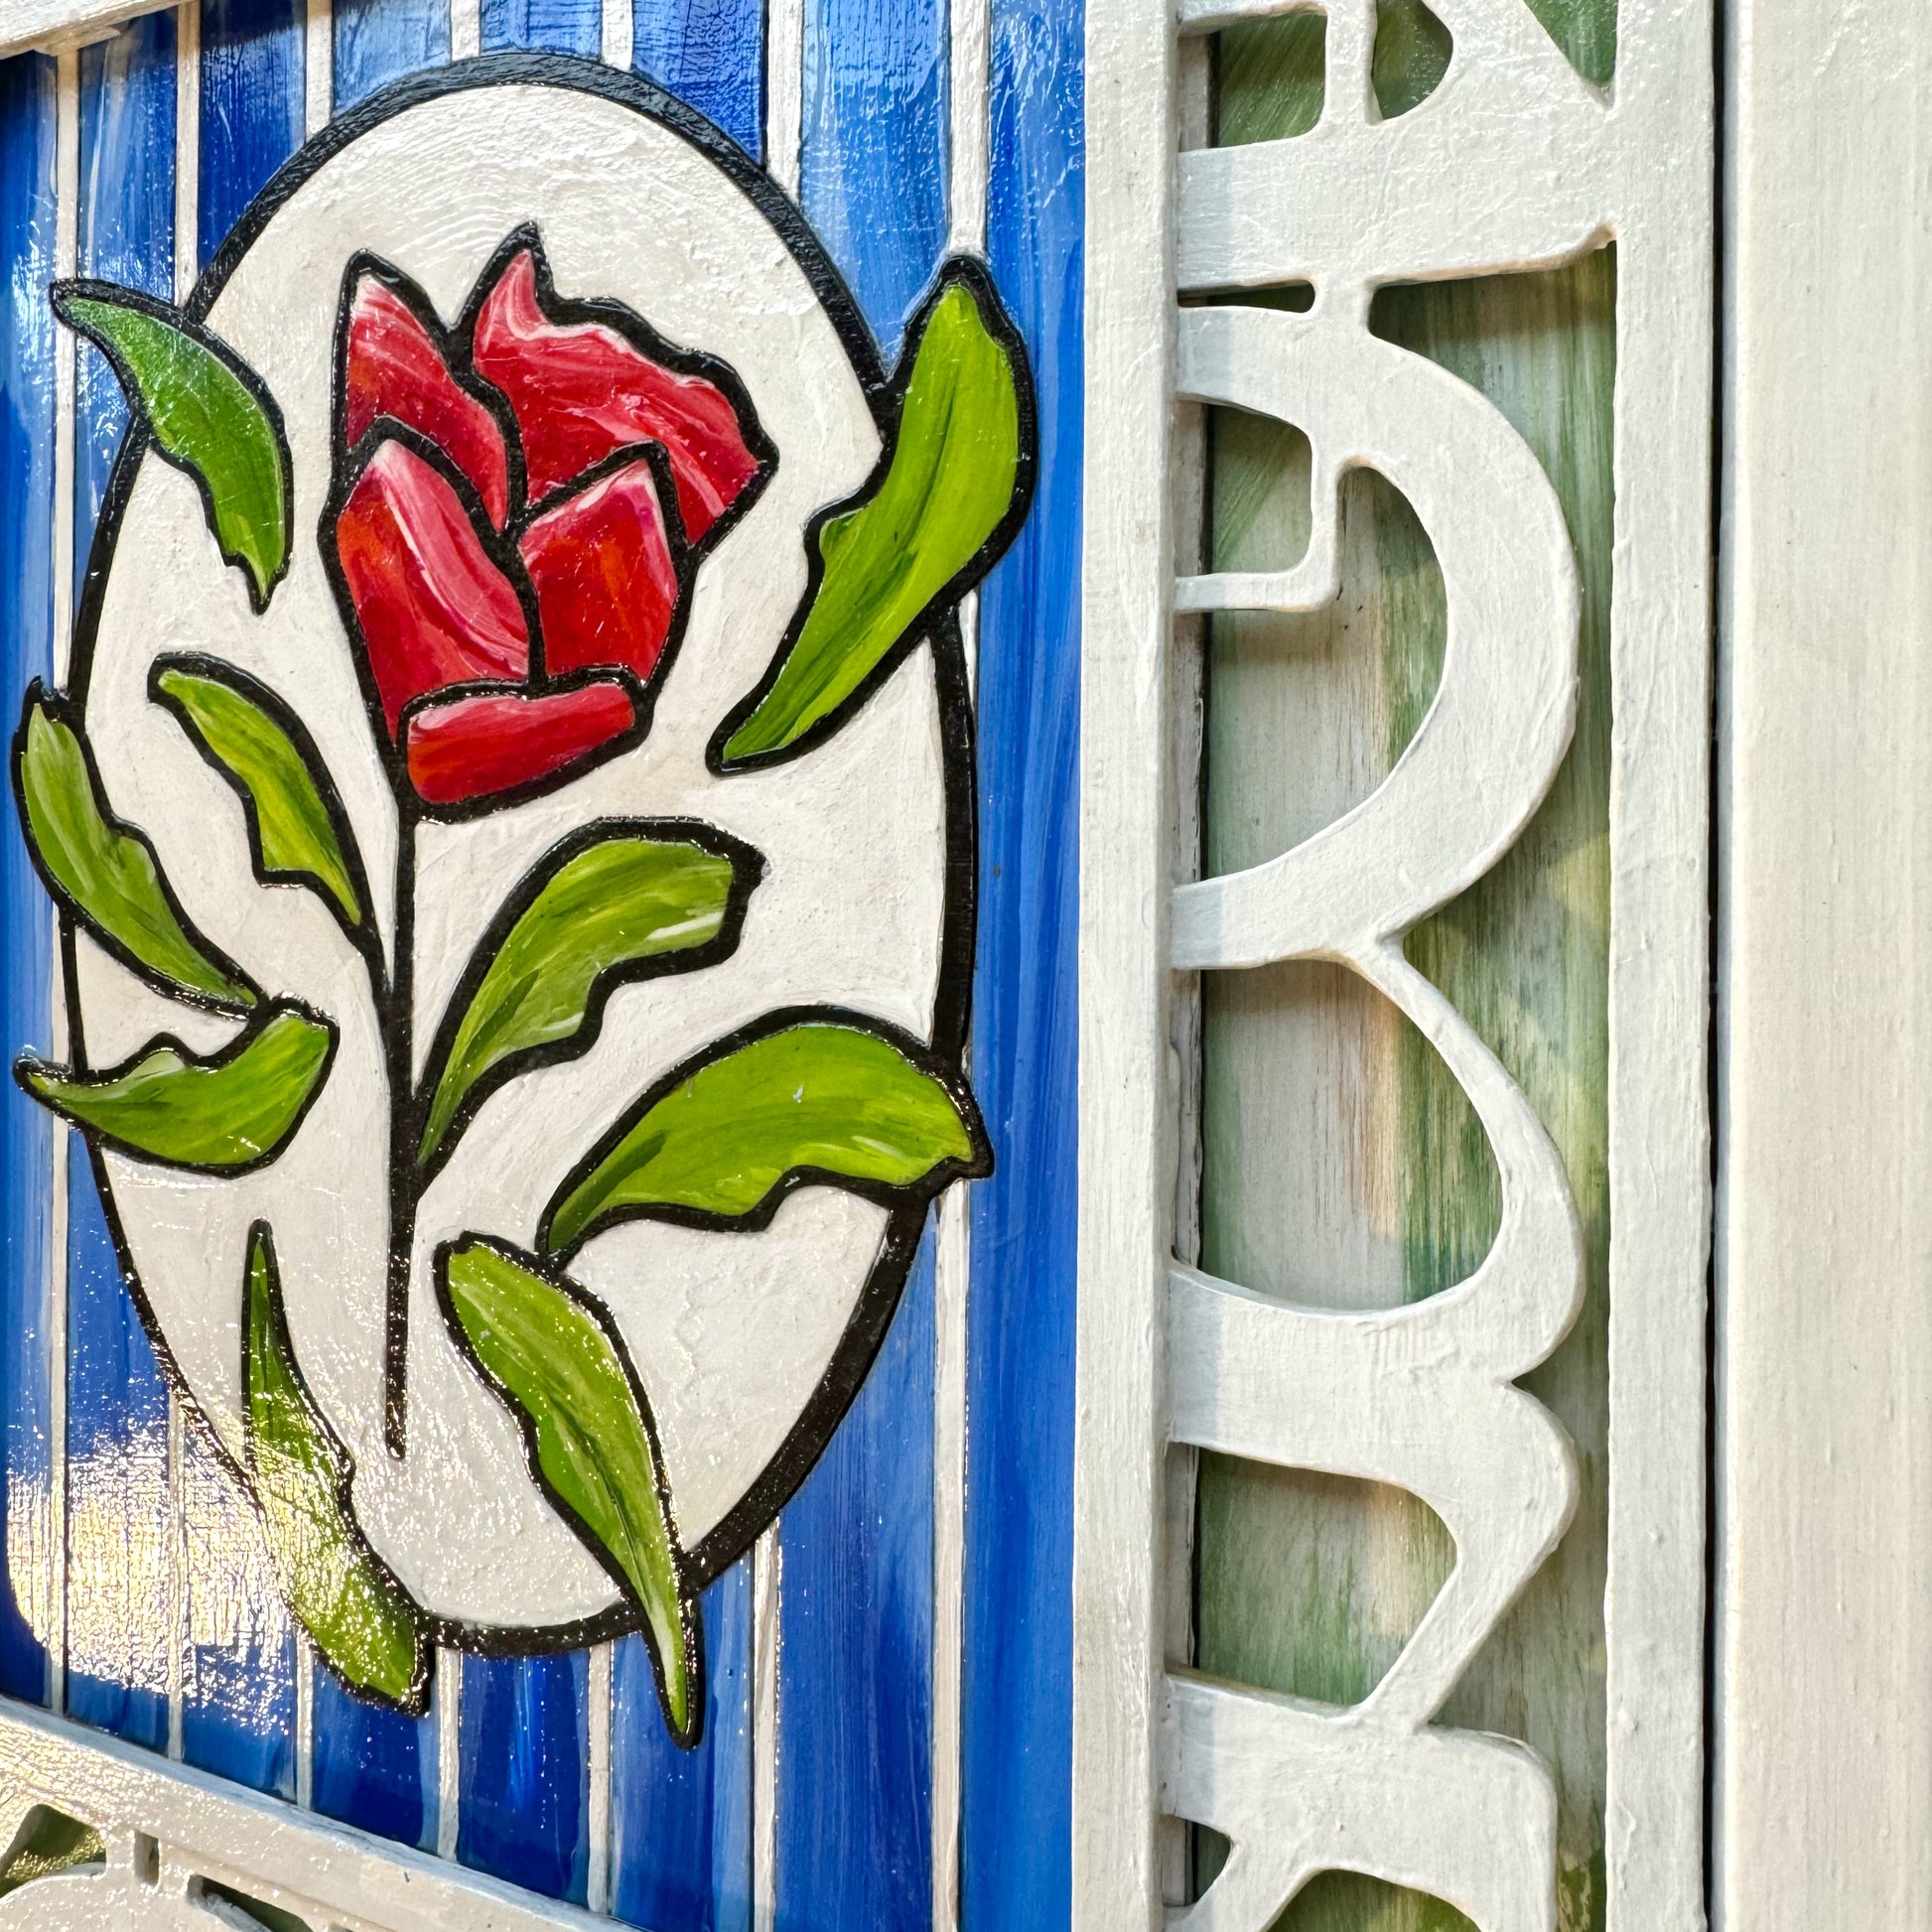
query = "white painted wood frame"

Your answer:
(1716, 1), (1932, 1924)
(1077, 1), (1716, 1928)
